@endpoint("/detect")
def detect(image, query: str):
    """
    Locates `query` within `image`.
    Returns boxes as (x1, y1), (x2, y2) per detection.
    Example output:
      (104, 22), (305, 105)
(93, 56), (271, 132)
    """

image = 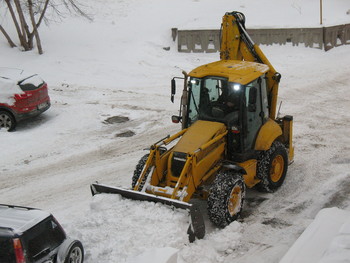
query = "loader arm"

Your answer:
(220, 11), (281, 119)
